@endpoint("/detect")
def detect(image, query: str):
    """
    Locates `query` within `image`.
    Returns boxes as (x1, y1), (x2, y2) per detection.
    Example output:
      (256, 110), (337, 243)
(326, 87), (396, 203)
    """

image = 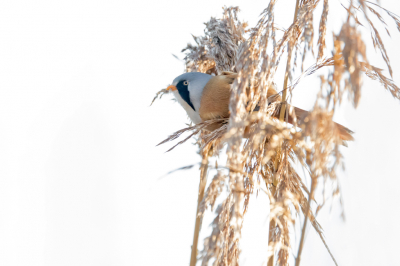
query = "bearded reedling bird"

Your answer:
(166, 72), (354, 143)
